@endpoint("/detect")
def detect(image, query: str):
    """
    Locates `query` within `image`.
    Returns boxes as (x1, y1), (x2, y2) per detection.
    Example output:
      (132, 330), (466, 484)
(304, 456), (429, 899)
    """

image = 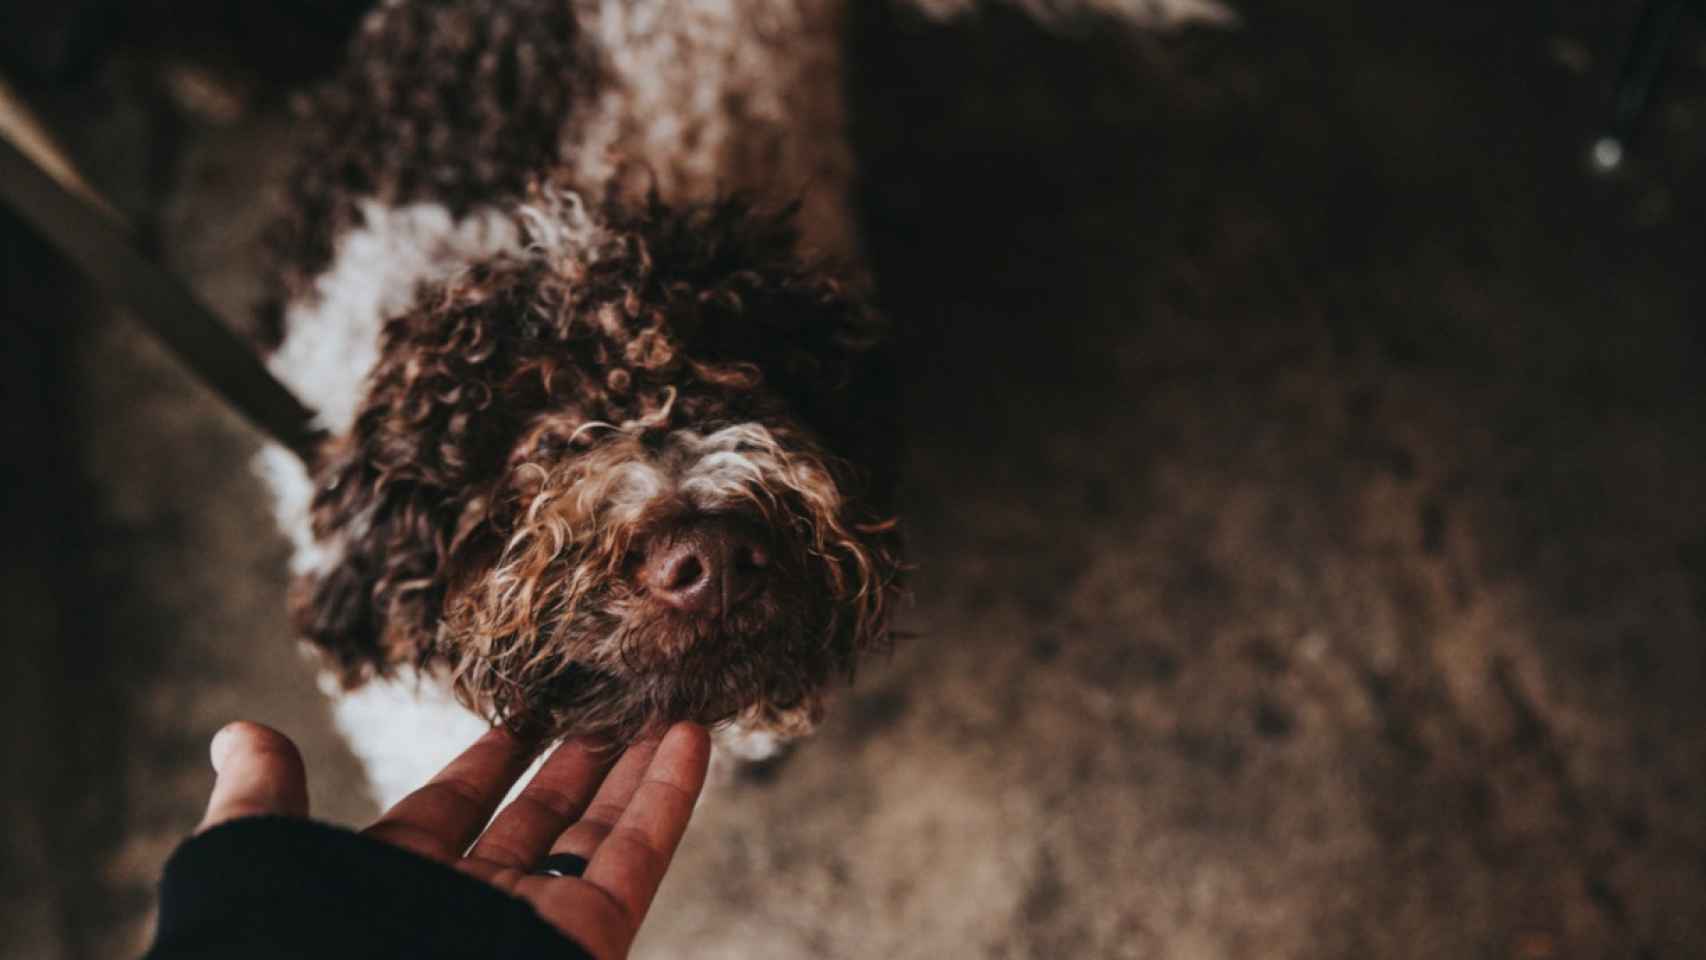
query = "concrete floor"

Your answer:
(4, 2), (1705, 957)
